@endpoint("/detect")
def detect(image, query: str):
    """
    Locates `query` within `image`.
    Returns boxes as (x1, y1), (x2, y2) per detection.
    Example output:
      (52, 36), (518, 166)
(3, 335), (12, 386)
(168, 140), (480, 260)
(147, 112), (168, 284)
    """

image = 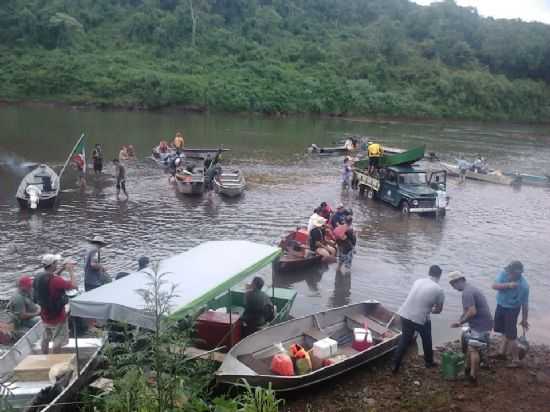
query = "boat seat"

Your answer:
(345, 314), (388, 336)
(303, 328), (326, 341)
